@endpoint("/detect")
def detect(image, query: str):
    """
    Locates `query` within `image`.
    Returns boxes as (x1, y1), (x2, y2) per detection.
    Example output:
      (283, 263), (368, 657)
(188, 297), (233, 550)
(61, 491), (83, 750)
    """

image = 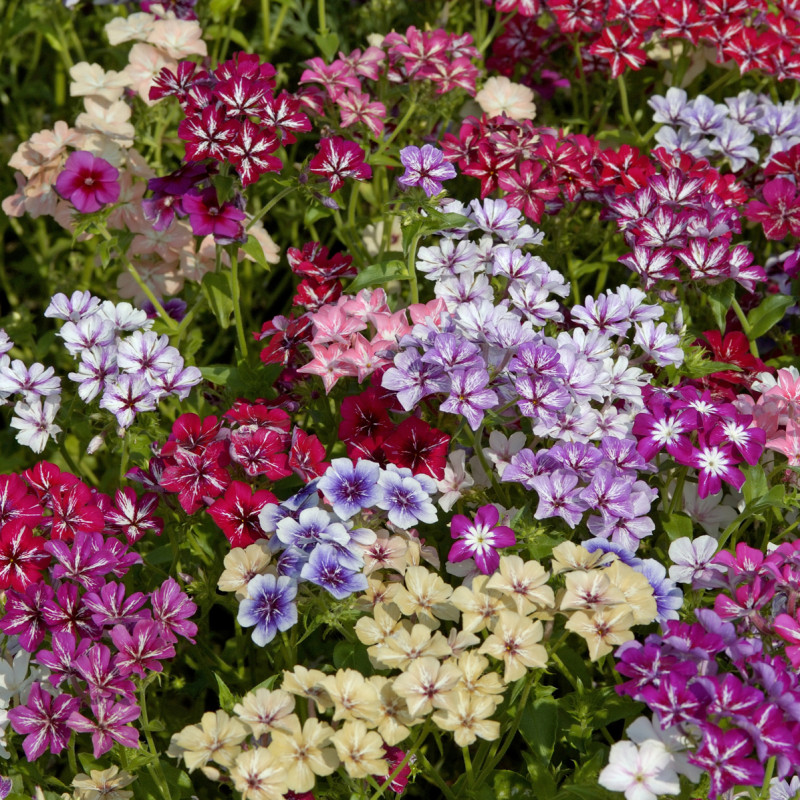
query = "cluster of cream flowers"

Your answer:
(177, 540), (657, 799)
(3, 7), (278, 305)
